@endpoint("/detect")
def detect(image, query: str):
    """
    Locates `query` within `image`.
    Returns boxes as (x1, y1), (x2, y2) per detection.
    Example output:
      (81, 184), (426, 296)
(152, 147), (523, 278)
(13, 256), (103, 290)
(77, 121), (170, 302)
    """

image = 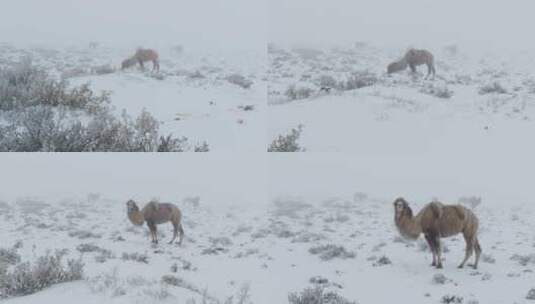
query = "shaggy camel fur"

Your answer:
(121, 48), (160, 72)
(126, 200), (184, 245)
(387, 48), (436, 79)
(393, 197), (481, 269)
